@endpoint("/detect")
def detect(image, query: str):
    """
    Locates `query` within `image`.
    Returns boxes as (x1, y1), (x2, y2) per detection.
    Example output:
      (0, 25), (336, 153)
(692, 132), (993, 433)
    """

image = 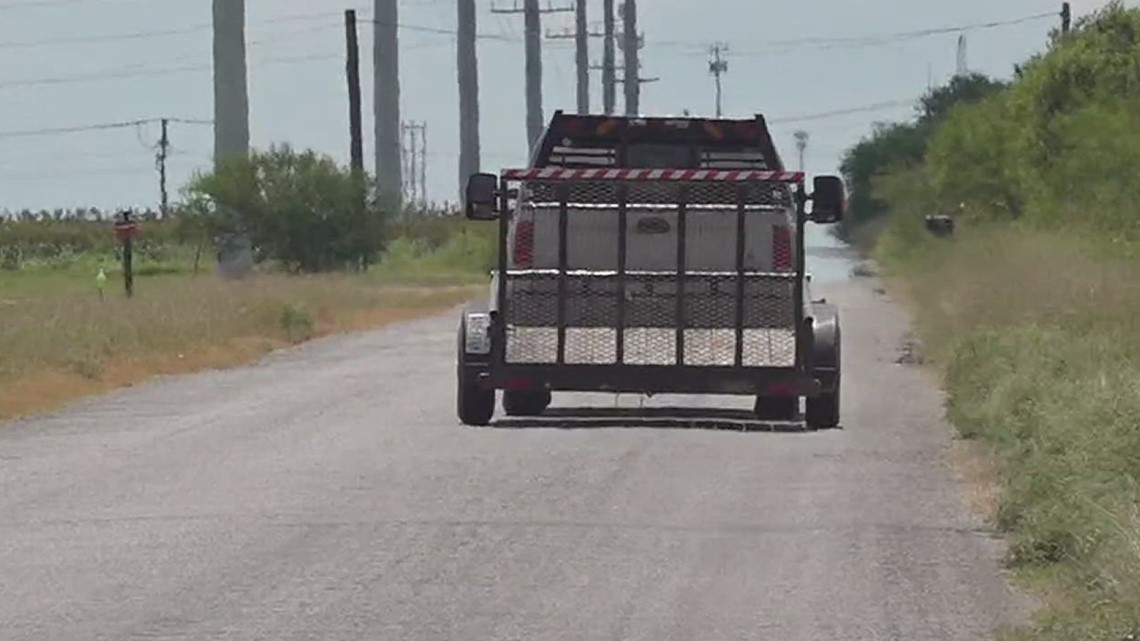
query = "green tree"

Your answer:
(837, 72), (1009, 240)
(183, 145), (394, 273)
